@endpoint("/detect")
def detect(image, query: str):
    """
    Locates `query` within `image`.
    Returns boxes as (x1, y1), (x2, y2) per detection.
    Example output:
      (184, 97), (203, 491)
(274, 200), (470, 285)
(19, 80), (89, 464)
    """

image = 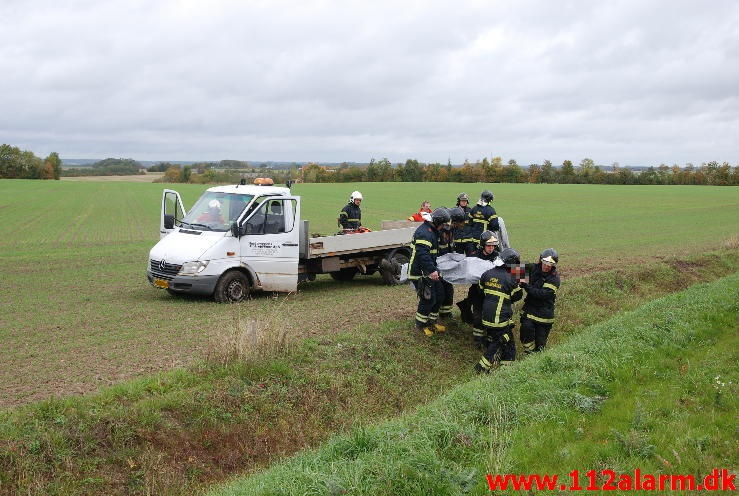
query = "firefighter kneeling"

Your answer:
(474, 248), (524, 373)
(409, 208), (451, 336)
(519, 248), (560, 354)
